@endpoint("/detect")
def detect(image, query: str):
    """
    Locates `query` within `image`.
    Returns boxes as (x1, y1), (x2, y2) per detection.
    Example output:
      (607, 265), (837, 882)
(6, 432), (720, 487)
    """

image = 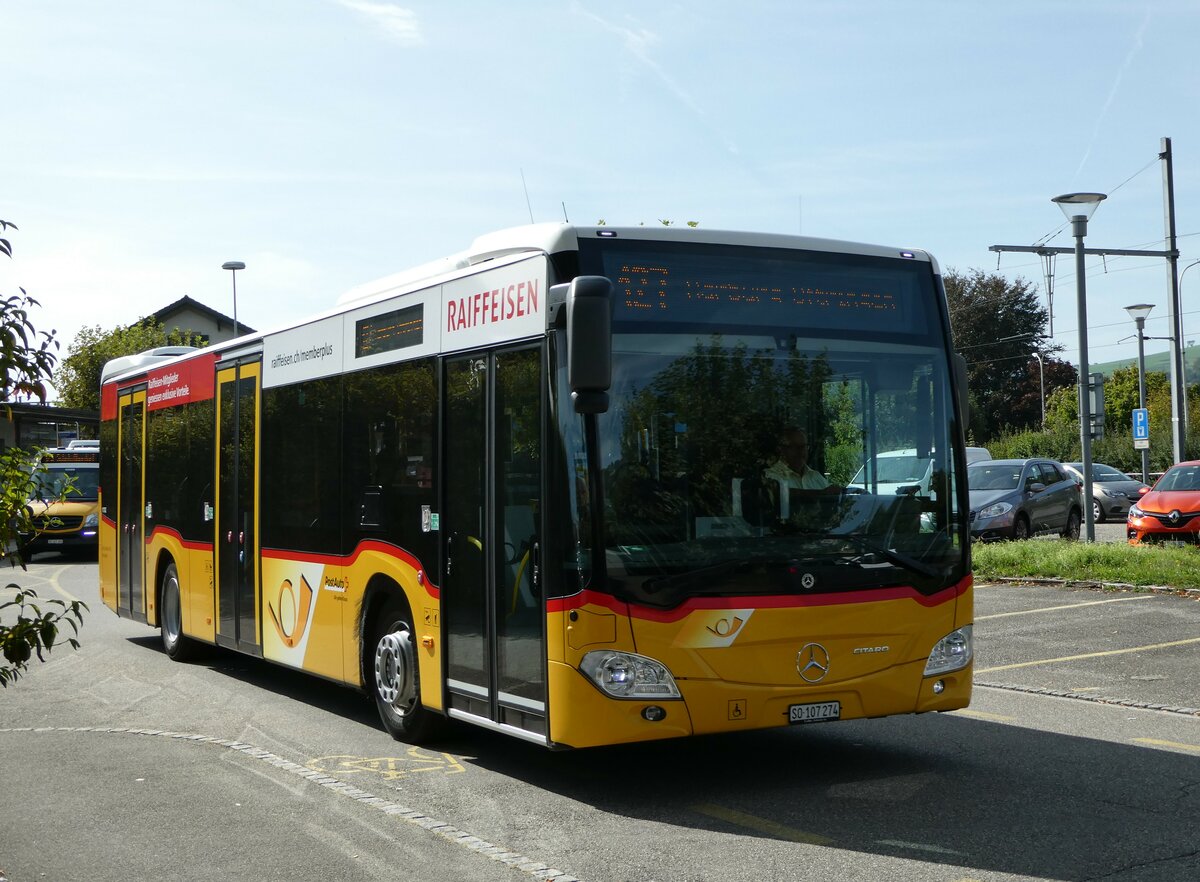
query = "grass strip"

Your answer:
(972, 539), (1200, 588)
